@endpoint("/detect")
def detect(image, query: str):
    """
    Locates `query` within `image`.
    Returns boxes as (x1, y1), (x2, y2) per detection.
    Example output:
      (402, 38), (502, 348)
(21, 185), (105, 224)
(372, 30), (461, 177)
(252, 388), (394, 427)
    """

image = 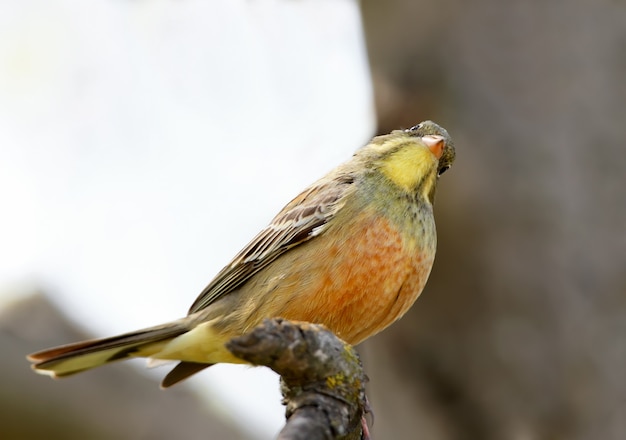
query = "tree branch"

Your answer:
(226, 318), (369, 440)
